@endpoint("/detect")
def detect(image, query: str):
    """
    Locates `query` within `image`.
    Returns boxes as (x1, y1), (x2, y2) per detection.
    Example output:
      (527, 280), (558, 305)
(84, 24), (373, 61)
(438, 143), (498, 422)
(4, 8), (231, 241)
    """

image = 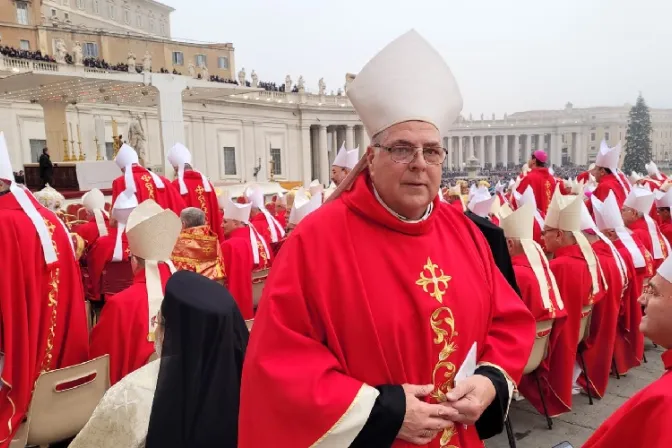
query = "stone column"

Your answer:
(39, 102), (69, 162)
(524, 134), (531, 161)
(490, 135), (497, 168)
(153, 75), (188, 173)
(457, 137), (463, 169)
(318, 125), (329, 186)
(469, 136), (475, 160)
(477, 136), (485, 168)
(502, 134), (509, 168)
(345, 125), (355, 150)
(446, 137), (453, 169)
(538, 134), (545, 151)
(301, 125), (312, 184)
(553, 132), (563, 166)
(359, 127), (370, 156)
